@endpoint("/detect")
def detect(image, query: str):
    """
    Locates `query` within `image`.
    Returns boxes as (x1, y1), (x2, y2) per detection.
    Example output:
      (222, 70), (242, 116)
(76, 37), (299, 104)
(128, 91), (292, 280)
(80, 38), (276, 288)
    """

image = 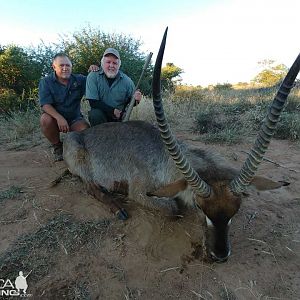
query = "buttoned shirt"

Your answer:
(38, 72), (86, 121)
(85, 69), (135, 111)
